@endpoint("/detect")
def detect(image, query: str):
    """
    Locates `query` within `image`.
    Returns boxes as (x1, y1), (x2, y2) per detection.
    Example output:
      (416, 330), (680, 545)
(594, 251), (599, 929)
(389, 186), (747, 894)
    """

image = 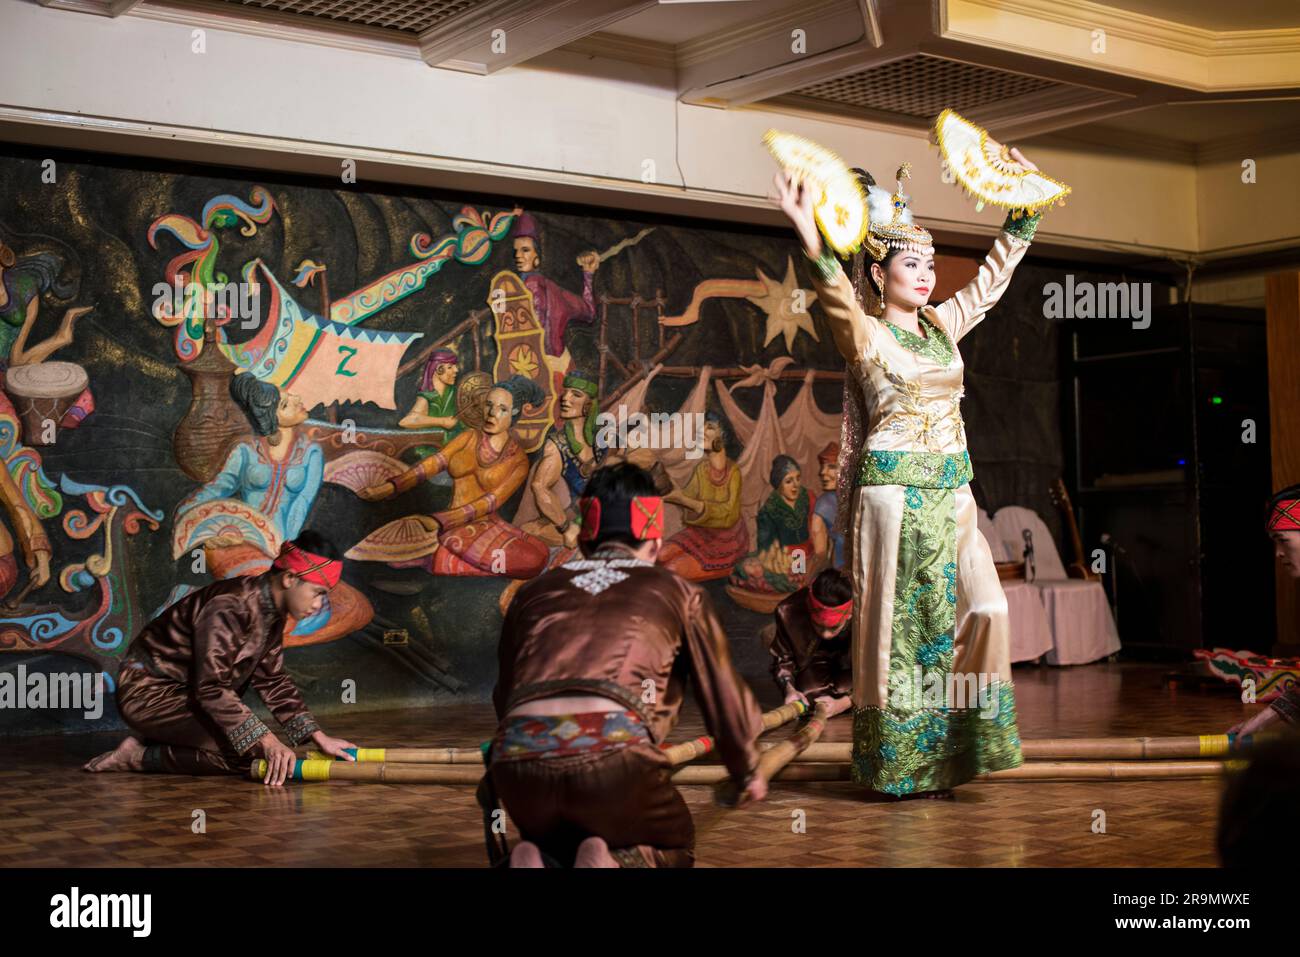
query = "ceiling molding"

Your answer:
(944, 0), (1300, 93)
(960, 0), (1300, 57)
(131, 0), (424, 60)
(38, 0), (119, 14)
(1031, 127), (1197, 164)
(416, 0), (657, 74)
(561, 32), (678, 70)
(1196, 120), (1300, 163)
(674, 0), (857, 69)
(679, 0), (886, 107)
(1035, 113), (1300, 165)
